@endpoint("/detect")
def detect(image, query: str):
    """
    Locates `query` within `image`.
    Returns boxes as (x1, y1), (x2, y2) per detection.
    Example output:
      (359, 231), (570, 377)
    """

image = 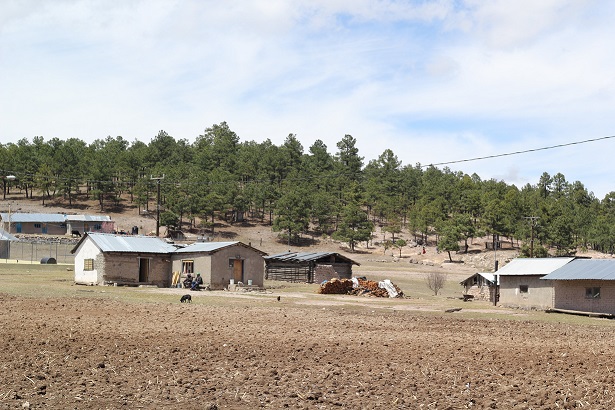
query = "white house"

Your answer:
(72, 233), (176, 286)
